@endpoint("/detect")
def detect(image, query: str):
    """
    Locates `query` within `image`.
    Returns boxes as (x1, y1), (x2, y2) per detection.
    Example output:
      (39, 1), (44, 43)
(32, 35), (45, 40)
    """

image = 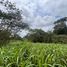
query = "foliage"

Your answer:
(11, 34), (22, 40)
(25, 29), (67, 43)
(0, 30), (11, 45)
(53, 17), (67, 35)
(0, 0), (28, 34)
(0, 0), (28, 44)
(25, 29), (48, 42)
(0, 41), (67, 67)
(25, 29), (54, 43)
(52, 35), (67, 43)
